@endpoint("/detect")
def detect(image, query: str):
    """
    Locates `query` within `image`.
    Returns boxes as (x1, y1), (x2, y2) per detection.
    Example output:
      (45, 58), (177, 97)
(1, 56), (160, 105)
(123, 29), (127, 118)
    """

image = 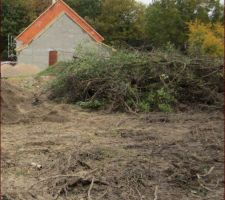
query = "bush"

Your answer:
(148, 88), (176, 112)
(77, 100), (103, 110)
(187, 21), (224, 58)
(46, 48), (223, 112)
